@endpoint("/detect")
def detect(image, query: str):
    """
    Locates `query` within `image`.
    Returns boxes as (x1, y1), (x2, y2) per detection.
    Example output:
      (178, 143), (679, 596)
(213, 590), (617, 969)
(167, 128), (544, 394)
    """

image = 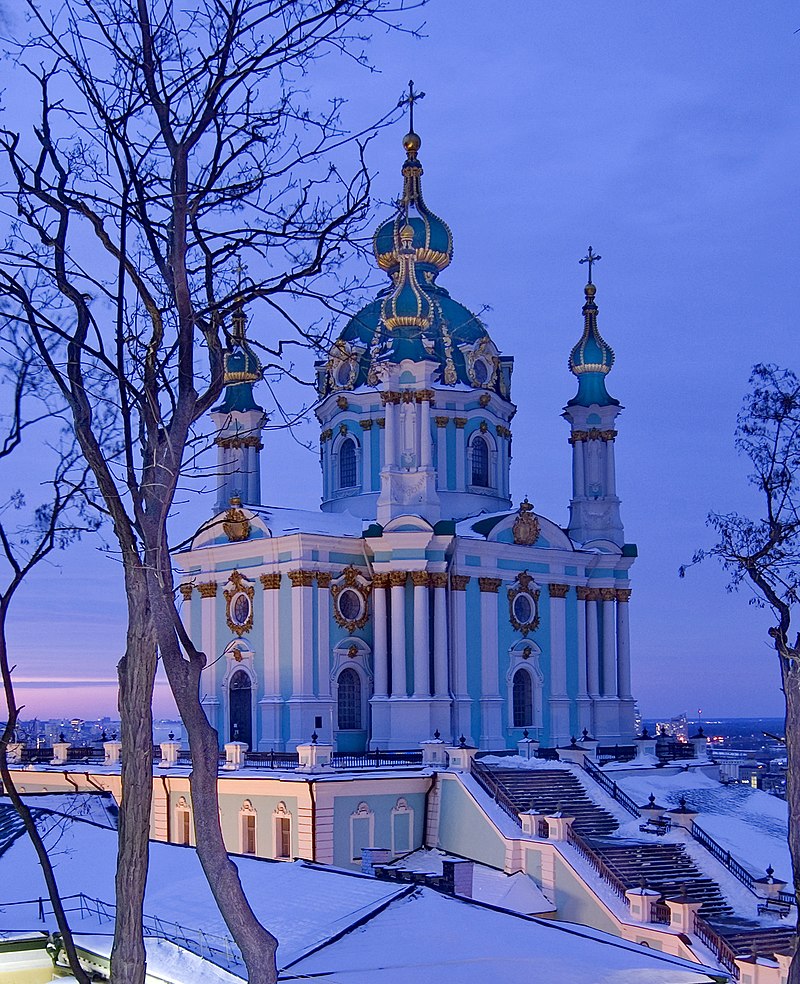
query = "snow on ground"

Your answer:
(285, 886), (724, 984)
(615, 770), (790, 881)
(0, 809), (406, 969)
(387, 847), (556, 914)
